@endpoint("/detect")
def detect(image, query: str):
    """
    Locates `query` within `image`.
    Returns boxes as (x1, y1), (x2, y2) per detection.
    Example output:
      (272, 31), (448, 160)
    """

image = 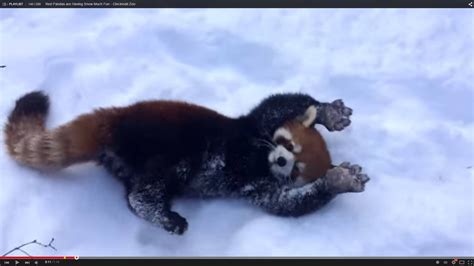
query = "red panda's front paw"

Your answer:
(326, 162), (370, 193)
(319, 99), (352, 132)
(162, 211), (188, 235)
